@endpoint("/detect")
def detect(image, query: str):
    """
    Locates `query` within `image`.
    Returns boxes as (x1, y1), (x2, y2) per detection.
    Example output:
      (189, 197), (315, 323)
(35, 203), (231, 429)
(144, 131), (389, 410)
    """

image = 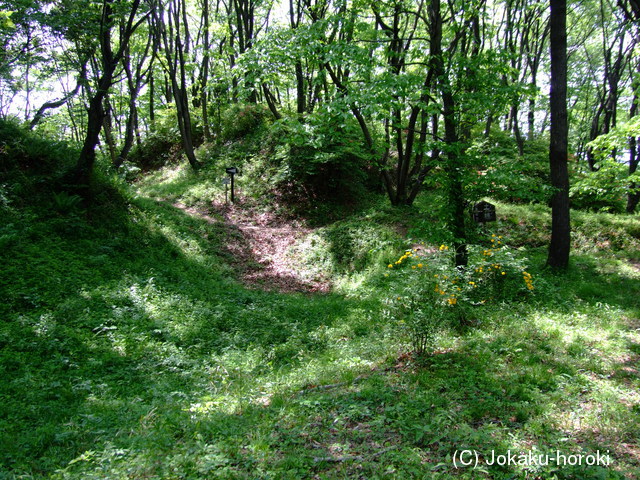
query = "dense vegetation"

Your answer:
(1, 119), (640, 478)
(1, 0), (640, 477)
